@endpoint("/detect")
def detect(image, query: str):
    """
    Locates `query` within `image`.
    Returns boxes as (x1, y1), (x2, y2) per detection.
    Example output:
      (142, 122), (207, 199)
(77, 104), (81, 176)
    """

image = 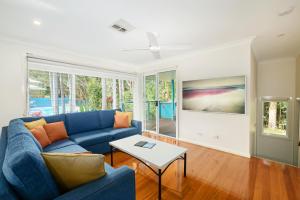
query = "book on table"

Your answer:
(134, 141), (156, 149)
